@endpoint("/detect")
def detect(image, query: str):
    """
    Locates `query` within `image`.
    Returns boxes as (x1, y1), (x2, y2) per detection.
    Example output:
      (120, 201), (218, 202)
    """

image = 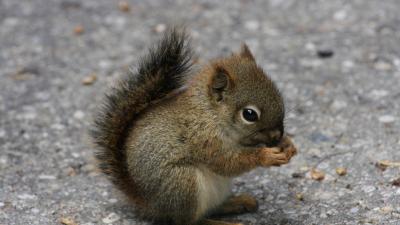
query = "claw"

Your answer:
(258, 136), (297, 167)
